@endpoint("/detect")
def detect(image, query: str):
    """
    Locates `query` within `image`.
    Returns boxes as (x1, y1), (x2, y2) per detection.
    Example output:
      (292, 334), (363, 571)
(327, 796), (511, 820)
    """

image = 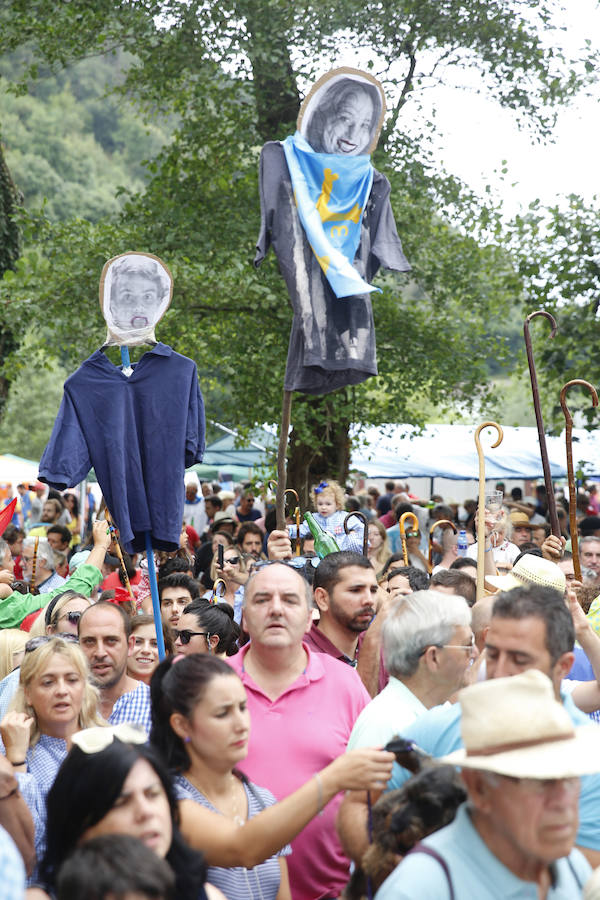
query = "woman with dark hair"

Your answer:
(150, 655), (394, 900)
(304, 77), (383, 156)
(35, 728), (224, 900)
(174, 599), (239, 658)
